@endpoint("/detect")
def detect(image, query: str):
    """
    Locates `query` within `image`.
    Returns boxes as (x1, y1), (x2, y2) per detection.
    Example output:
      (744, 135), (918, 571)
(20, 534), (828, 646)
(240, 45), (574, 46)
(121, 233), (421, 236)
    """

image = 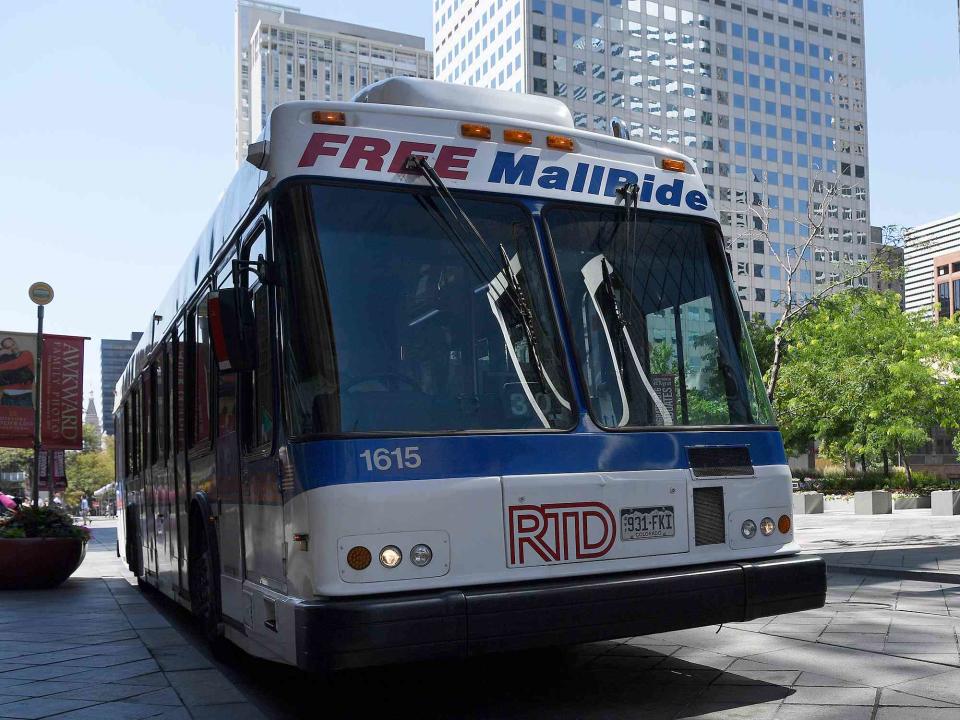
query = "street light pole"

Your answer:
(31, 304), (43, 507)
(27, 282), (54, 507)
